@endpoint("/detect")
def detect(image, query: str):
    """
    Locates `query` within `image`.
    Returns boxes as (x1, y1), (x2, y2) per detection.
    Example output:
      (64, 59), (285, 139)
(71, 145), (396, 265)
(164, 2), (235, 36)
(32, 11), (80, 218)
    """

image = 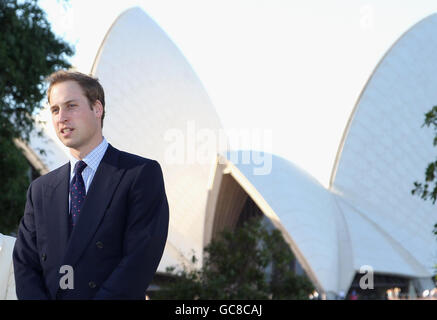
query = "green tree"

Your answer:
(0, 138), (30, 234)
(412, 105), (437, 239)
(153, 217), (314, 300)
(0, 0), (73, 233)
(412, 105), (437, 280)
